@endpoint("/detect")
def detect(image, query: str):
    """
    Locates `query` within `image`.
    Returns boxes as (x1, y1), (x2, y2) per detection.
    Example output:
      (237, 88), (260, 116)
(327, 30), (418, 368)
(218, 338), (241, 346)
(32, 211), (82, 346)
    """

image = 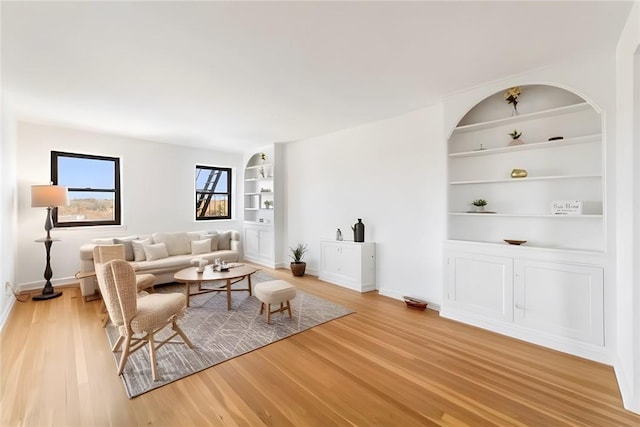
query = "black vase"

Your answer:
(353, 218), (365, 242)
